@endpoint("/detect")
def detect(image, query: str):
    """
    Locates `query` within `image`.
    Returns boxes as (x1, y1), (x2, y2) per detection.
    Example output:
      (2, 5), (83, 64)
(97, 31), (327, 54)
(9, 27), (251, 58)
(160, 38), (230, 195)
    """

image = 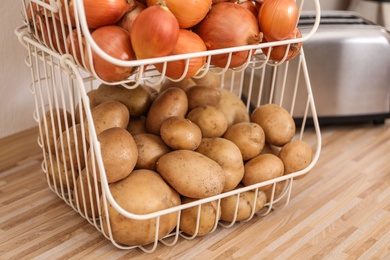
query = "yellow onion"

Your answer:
(116, 2), (146, 32)
(262, 27), (302, 62)
(154, 29), (207, 79)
